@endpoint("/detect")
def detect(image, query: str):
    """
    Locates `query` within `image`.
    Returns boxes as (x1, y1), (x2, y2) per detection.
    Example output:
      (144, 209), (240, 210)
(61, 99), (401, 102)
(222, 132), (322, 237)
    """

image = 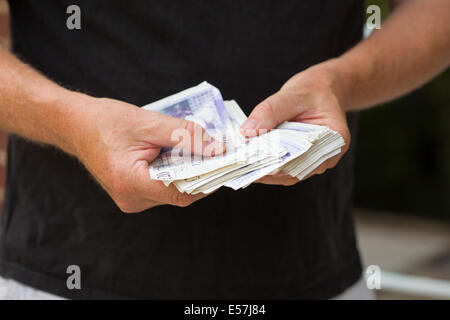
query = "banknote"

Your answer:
(148, 134), (283, 181)
(142, 82), (233, 141)
(225, 129), (312, 190)
(142, 83), (345, 192)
